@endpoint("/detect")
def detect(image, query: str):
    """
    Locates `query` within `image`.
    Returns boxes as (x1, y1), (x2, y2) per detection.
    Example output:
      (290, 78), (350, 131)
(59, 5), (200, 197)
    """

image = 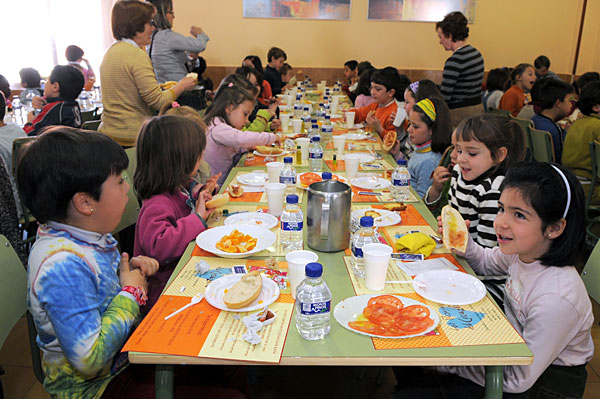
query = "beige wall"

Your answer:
(173, 0), (599, 75)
